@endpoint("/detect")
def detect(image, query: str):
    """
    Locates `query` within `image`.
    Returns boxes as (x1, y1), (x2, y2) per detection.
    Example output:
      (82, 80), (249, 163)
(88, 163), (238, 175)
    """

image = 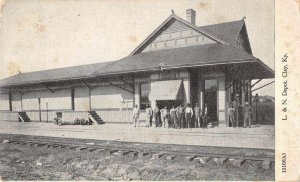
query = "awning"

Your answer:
(149, 80), (184, 100)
